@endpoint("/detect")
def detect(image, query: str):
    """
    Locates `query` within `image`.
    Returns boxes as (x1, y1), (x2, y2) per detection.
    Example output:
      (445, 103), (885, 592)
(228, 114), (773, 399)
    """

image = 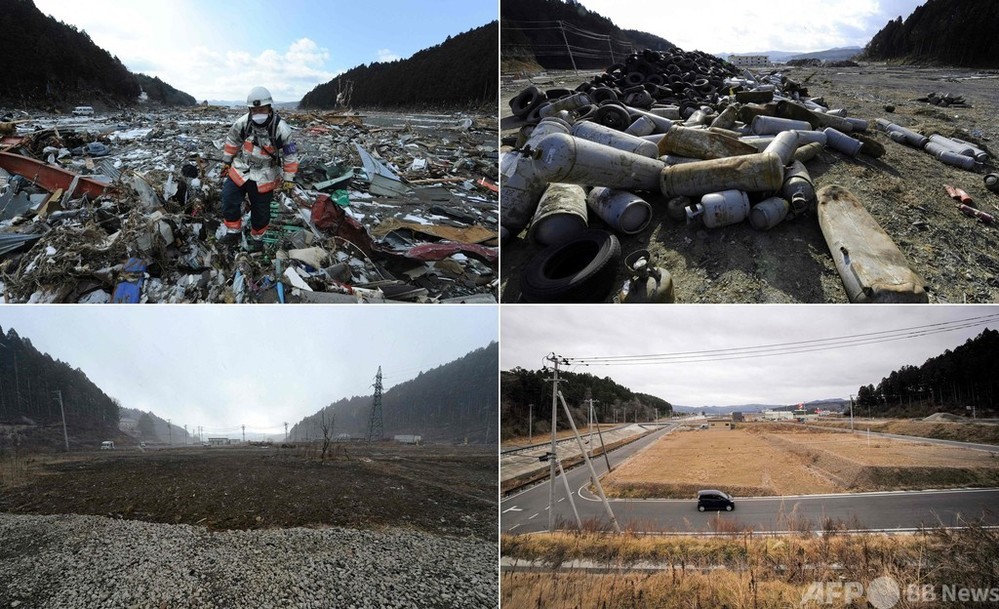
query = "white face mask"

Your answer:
(251, 113), (269, 125)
